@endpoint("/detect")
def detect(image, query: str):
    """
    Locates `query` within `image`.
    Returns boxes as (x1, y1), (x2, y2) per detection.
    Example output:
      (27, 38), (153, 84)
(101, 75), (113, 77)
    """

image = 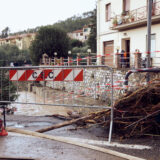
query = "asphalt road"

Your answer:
(0, 133), (125, 160)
